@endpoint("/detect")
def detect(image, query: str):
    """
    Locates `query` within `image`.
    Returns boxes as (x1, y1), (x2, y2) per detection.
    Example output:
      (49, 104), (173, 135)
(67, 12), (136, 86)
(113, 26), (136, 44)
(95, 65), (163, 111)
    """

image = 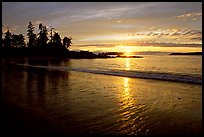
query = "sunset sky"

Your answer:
(2, 2), (202, 53)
